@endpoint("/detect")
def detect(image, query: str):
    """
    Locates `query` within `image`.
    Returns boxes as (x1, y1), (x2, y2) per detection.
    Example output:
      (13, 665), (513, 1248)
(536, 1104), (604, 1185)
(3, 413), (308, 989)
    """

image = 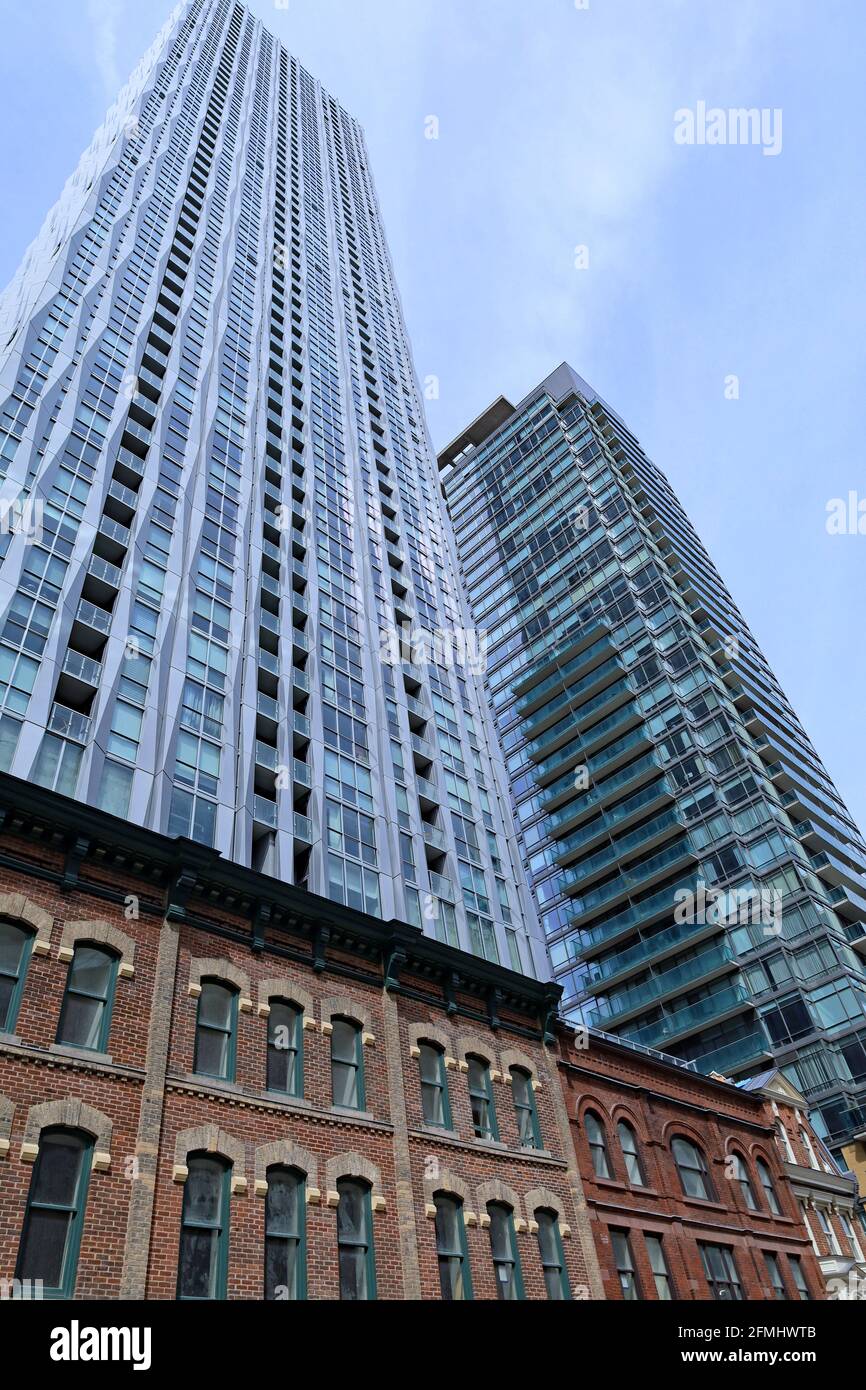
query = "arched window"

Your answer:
(56, 943), (118, 1052)
(265, 1166), (306, 1300)
(194, 980), (238, 1081)
(467, 1055), (498, 1140)
(419, 1043), (451, 1128)
(732, 1153), (758, 1211)
(536, 1209), (570, 1300)
(331, 1018), (364, 1110)
(511, 1067), (541, 1149)
(177, 1154), (231, 1300)
(487, 1202), (524, 1300)
(756, 1157), (782, 1215)
(585, 1111), (612, 1179)
(337, 1179), (375, 1300)
(266, 1001), (302, 1097)
(434, 1194), (472, 1300)
(0, 920), (33, 1033)
(16, 1128), (92, 1297)
(672, 1137), (713, 1201)
(617, 1121), (646, 1186)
